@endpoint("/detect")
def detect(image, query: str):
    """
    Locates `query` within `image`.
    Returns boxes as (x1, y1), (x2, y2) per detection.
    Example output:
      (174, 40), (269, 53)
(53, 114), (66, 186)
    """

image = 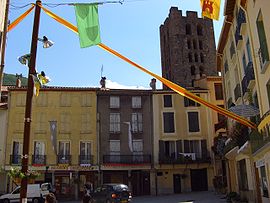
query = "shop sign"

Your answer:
(49, 165), (98, 171)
